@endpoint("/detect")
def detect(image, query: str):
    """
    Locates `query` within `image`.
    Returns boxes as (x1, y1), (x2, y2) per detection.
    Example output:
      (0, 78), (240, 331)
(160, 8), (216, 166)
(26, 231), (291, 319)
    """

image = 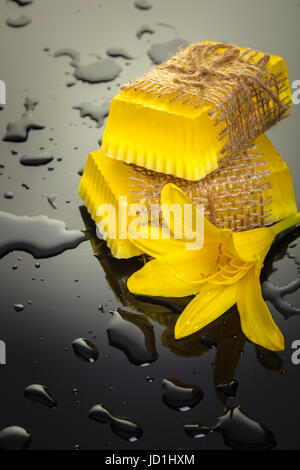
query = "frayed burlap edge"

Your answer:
(121, 42), (291, 161)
